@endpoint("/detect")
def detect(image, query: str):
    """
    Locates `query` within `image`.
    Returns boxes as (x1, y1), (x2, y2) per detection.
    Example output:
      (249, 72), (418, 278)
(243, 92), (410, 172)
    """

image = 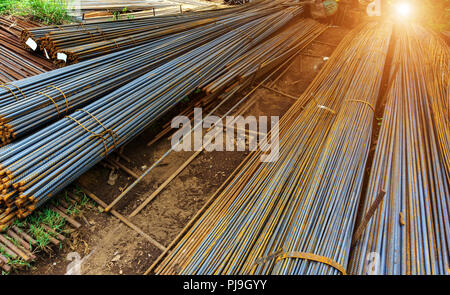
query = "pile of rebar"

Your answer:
(350, 23), (450, 275)
(0, 1), (305, 227)
(0, 4), (288, 146)
(21, 1), (282, 65)
(82, 4), (222, 23)
(0, 16), (41, 38)
(154, 21), (392, 275)
(203, 18), (327, 94)
(0, 16), (54, 83)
